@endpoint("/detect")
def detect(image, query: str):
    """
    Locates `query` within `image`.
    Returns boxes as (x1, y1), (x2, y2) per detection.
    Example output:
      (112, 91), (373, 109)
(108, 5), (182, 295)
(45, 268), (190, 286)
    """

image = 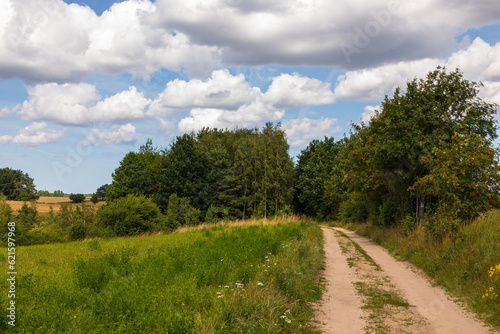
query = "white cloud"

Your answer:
(333, 38), (500, 104)
(2, 0), (500, 83)
(360, 105), (379, 124)
(0, 135), (13, 145)
(16, 83), (151, 125)
(84, 124), (136, 146)
(153, 0), (500, 69)
(283, 117), (343, 147)
(149, 69), (262, 115)
(263, 73), (335, 108)
(0, 0), (219, 82)
(10, 122), (67, 146)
